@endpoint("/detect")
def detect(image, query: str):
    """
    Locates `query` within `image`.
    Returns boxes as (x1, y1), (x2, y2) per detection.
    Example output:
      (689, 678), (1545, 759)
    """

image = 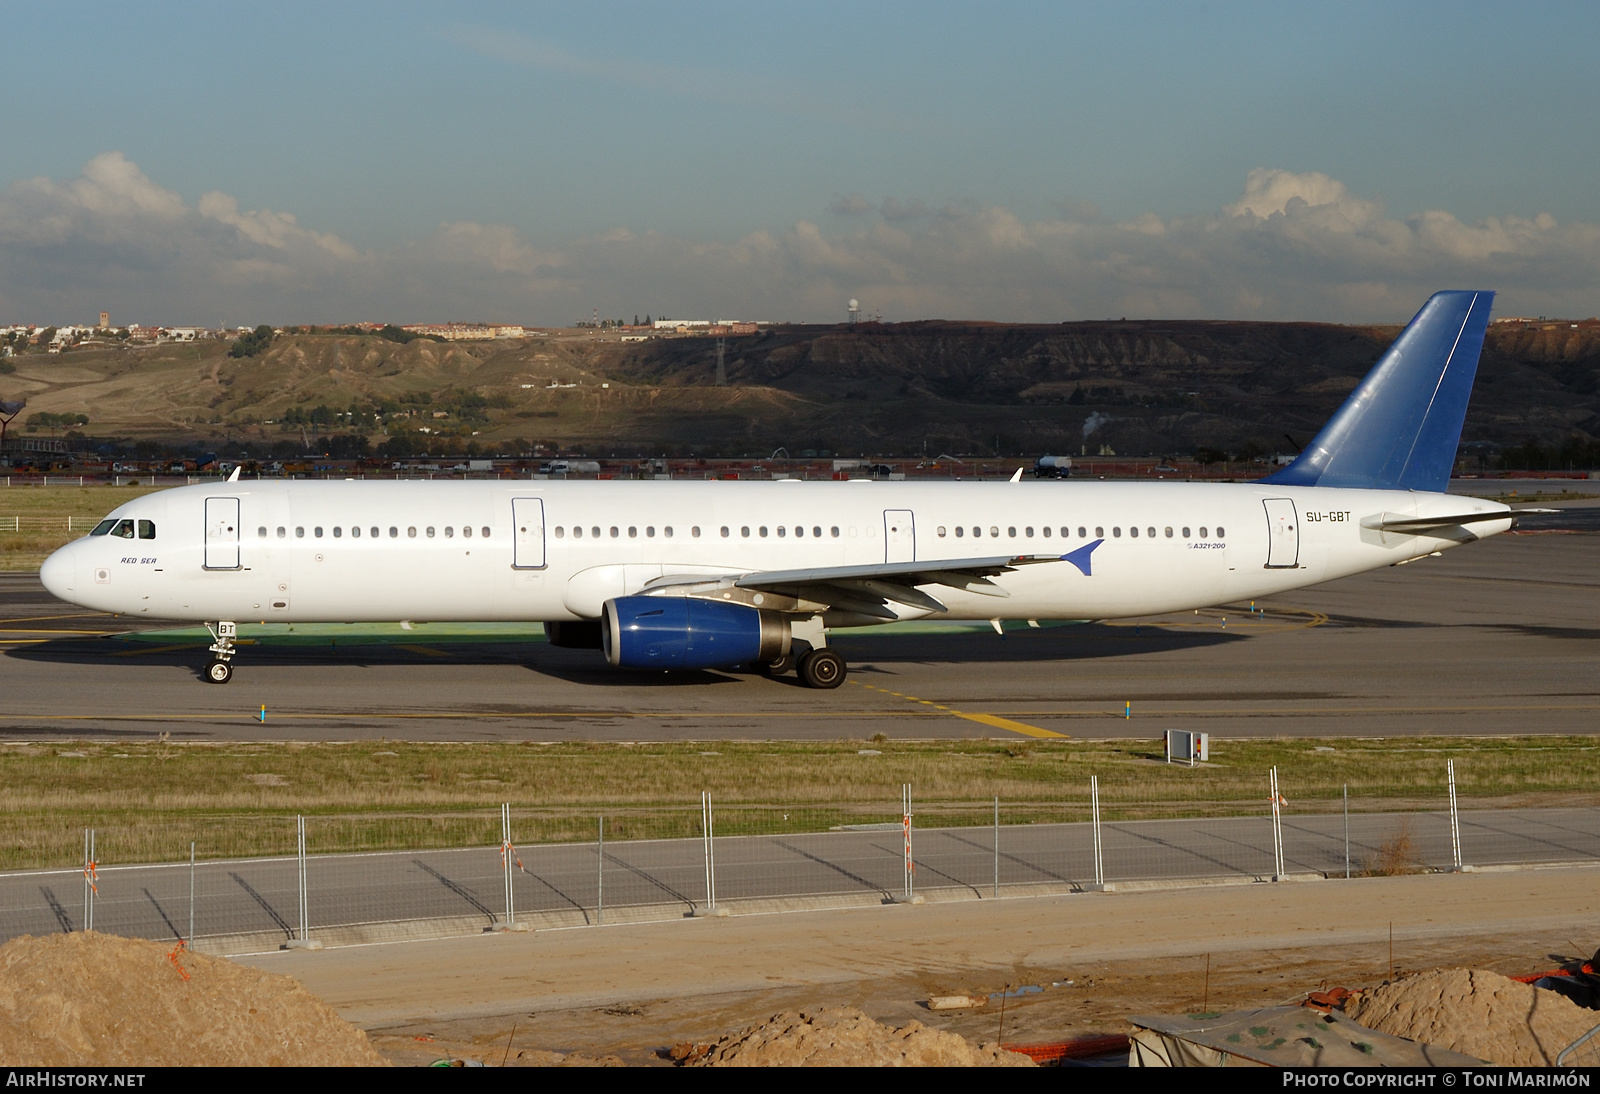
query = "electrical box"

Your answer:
(1164, 730), (1208, 766)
